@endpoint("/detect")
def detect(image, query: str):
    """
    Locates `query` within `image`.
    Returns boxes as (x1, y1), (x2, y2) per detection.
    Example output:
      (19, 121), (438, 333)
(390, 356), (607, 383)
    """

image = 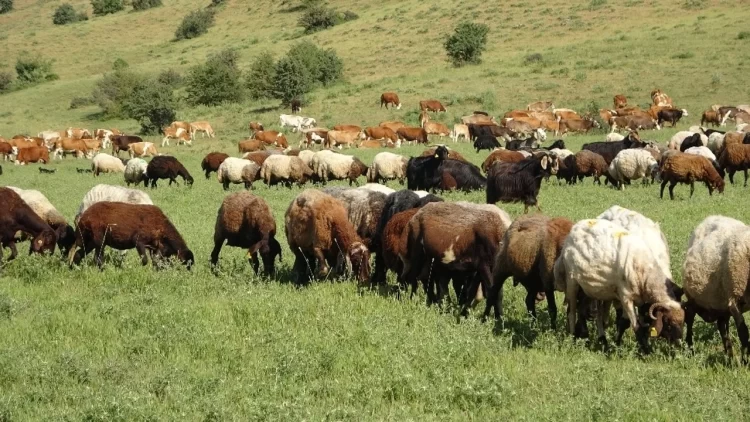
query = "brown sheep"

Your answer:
(239, 139), (265, 153)
(701, 110), (721, 127)
(660, 153), (725, 199)
(70, 202), (194, 269)
(483, 214), (574, 329)
(0, 188), (57, 262)
(573, 150), (608, 184)
(481, 149), (525, 173)
(210, 192), (282, 275)
(146, 156), (194, 188)
(201, 152), (229, 179)
(402, 202), (512, 310)
(718, 141), (750, 186)
(420, 146), (469, 163)
(242, 150), (279, 168)
(285, 190), (370, 285)
(381, 208), (420, 290)
(348, 157), (369, 185)
(7, 187), (76, 256)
